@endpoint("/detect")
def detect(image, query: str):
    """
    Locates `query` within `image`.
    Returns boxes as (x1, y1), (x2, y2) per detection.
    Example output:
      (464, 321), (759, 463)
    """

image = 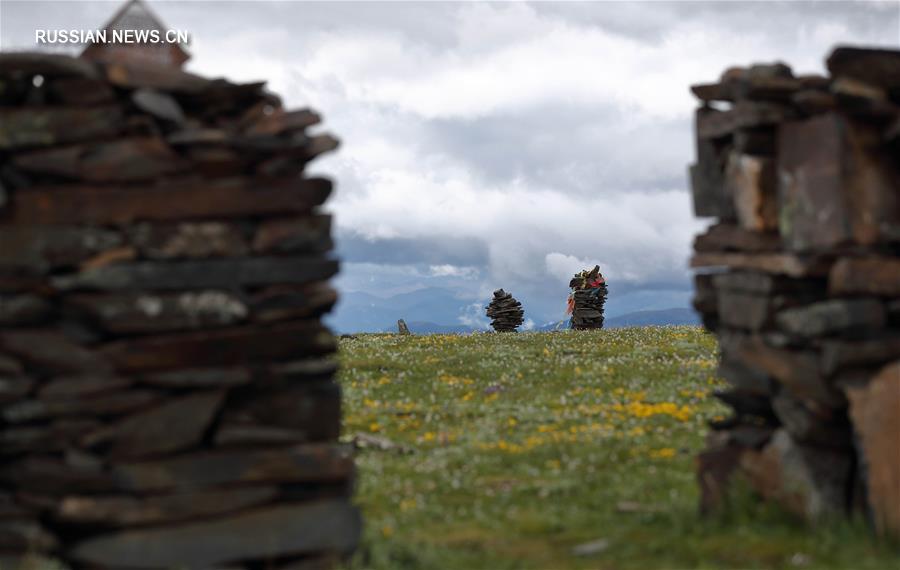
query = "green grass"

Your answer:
(337, 327), (899, 570)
